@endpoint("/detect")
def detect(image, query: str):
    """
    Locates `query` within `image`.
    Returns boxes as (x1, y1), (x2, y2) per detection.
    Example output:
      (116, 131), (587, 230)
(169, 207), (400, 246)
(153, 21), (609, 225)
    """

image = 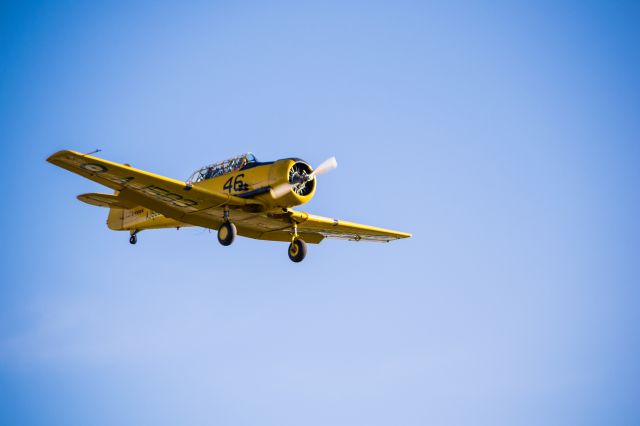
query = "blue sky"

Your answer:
(1, 1), (639, 425)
